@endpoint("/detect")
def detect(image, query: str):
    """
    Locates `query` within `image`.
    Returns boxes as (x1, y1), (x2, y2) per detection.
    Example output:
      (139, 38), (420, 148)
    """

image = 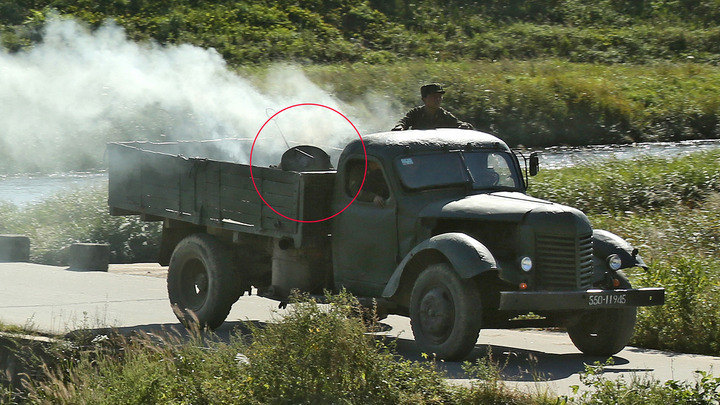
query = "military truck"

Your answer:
(108, 129), (664, 360)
